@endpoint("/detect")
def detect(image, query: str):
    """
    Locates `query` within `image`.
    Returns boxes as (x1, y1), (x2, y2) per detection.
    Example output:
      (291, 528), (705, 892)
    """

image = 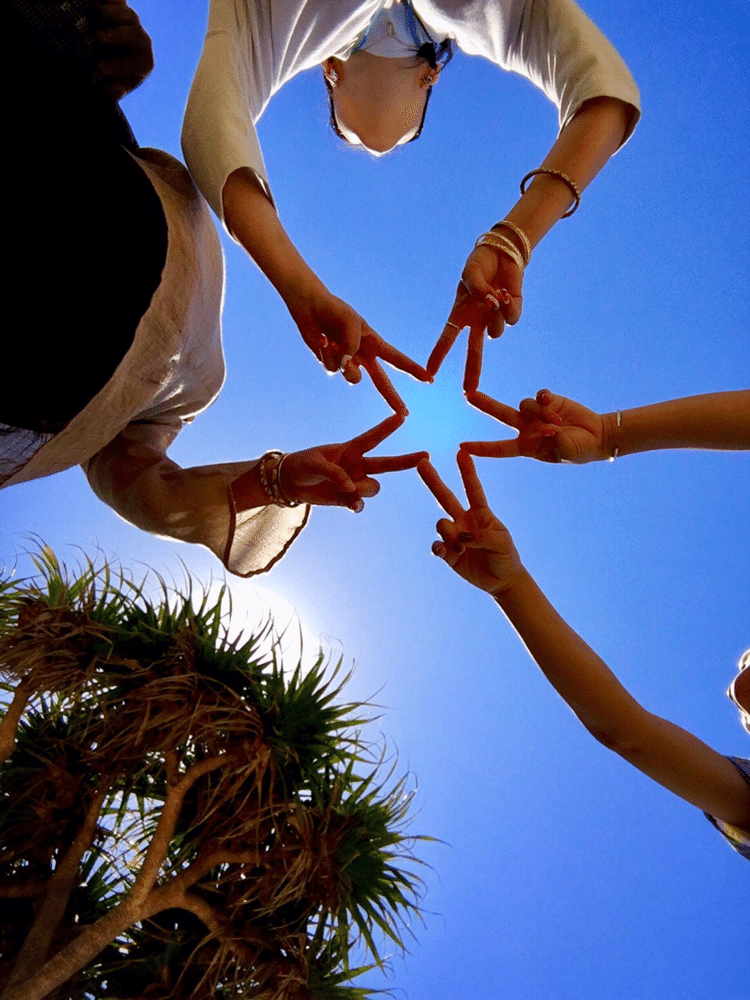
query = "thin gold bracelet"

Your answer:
(474, 231), (526, 272)
(520, 168), (581, 218)
(490, 220), (532, 266)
